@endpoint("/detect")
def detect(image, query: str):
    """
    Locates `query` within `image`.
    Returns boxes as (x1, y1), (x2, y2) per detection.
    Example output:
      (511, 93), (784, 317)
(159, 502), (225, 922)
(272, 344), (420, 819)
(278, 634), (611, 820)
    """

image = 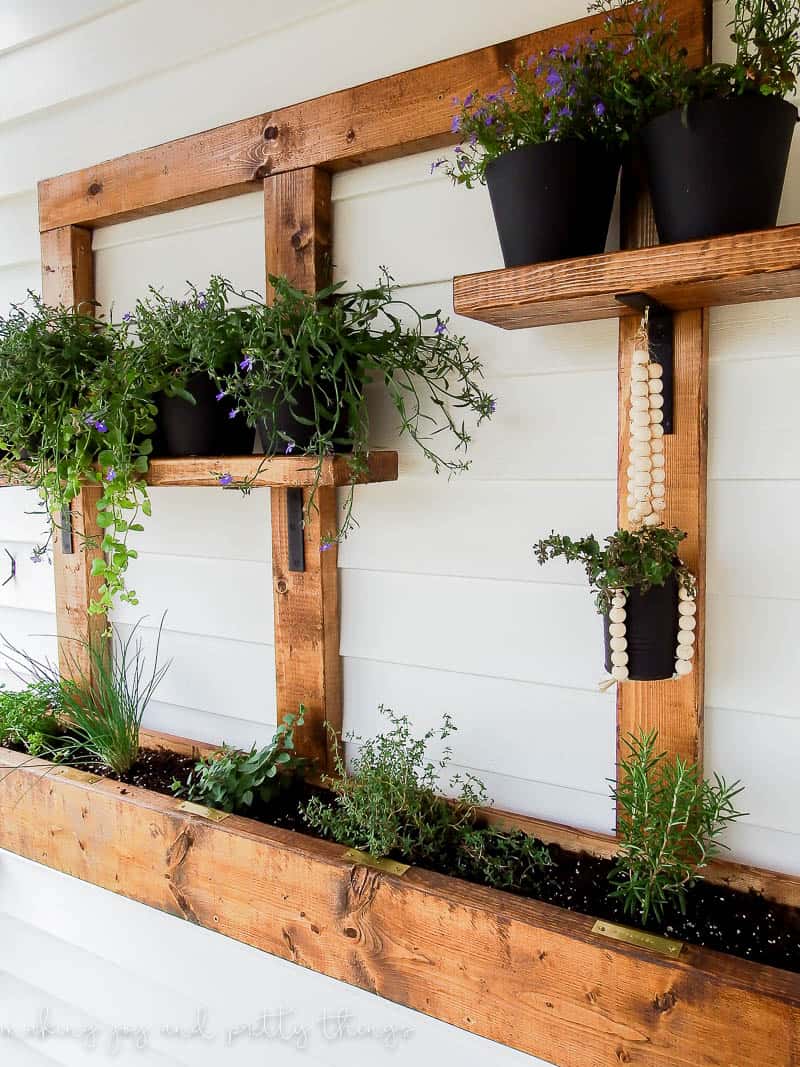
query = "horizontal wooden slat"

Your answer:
(1, 452), (398, 490)
(36, 0), (708, 230)
(453, 224), (800, 329)
(145, 451), (397, 487)
(0, 743), (797, 1067)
